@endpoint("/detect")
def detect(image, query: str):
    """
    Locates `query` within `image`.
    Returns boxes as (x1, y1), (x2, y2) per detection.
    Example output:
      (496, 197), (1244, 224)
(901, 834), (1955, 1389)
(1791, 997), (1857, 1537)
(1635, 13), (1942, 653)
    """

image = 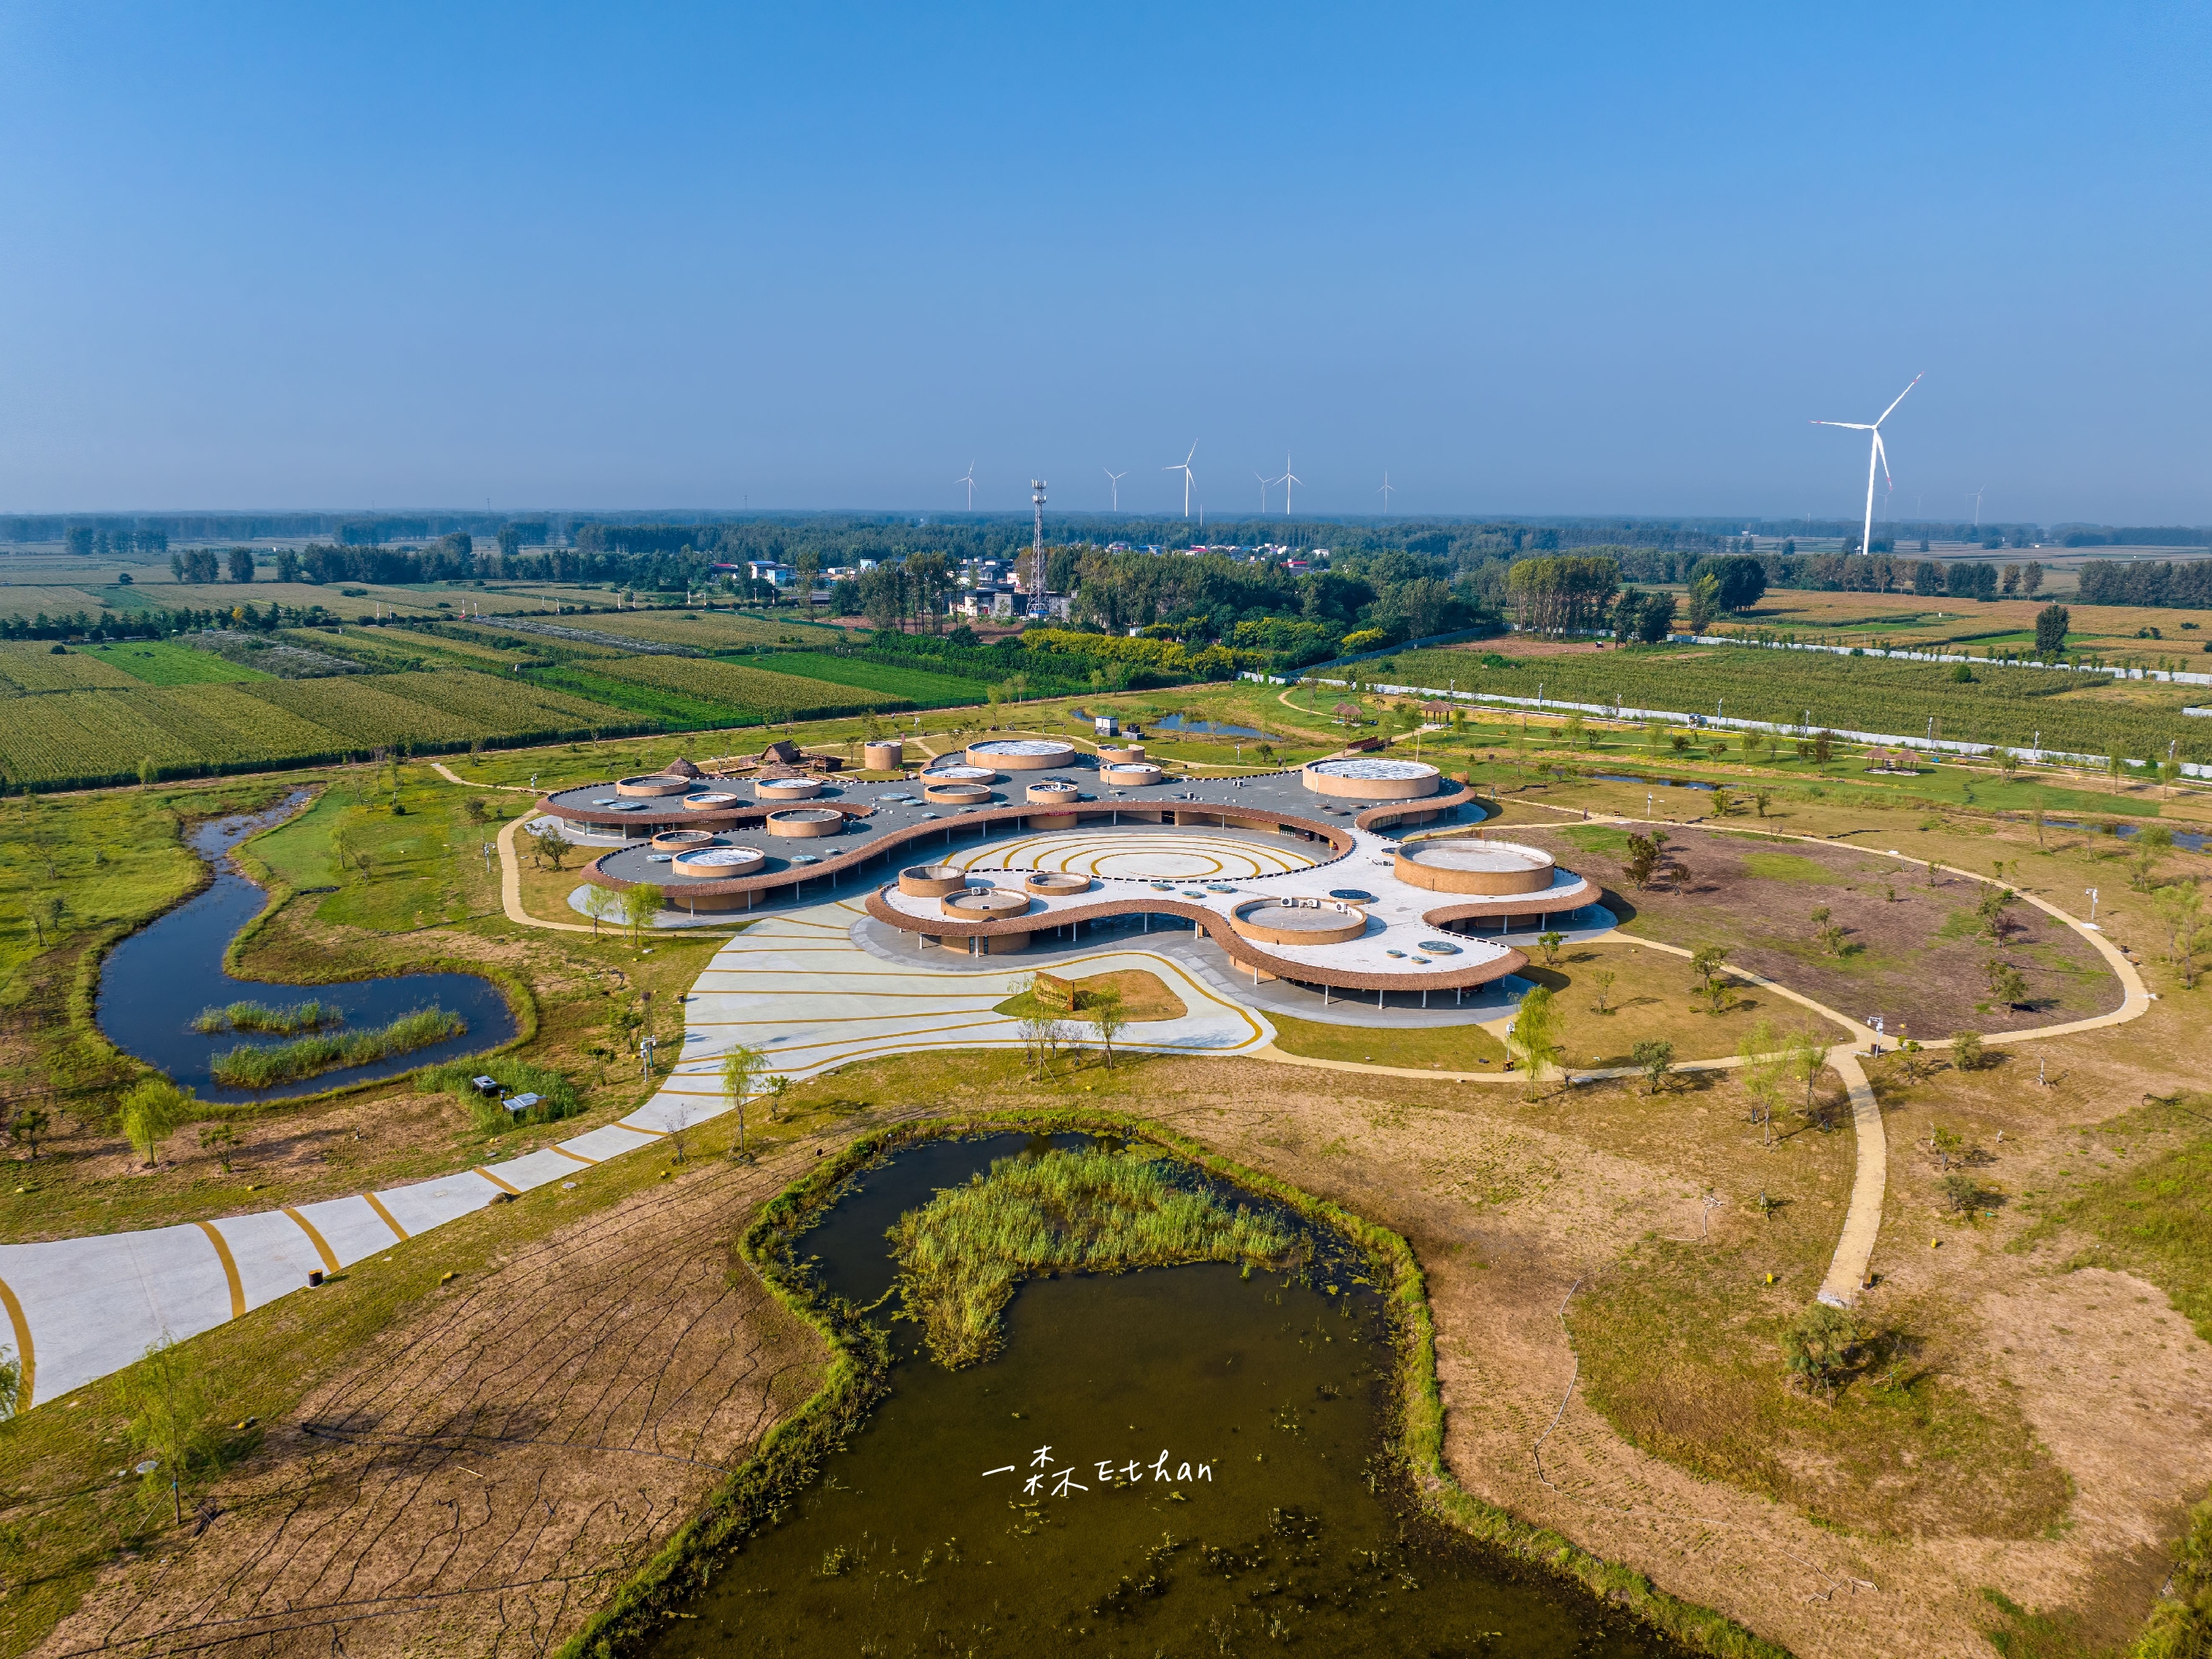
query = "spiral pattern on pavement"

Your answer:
(950, 828), (1321, 881)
